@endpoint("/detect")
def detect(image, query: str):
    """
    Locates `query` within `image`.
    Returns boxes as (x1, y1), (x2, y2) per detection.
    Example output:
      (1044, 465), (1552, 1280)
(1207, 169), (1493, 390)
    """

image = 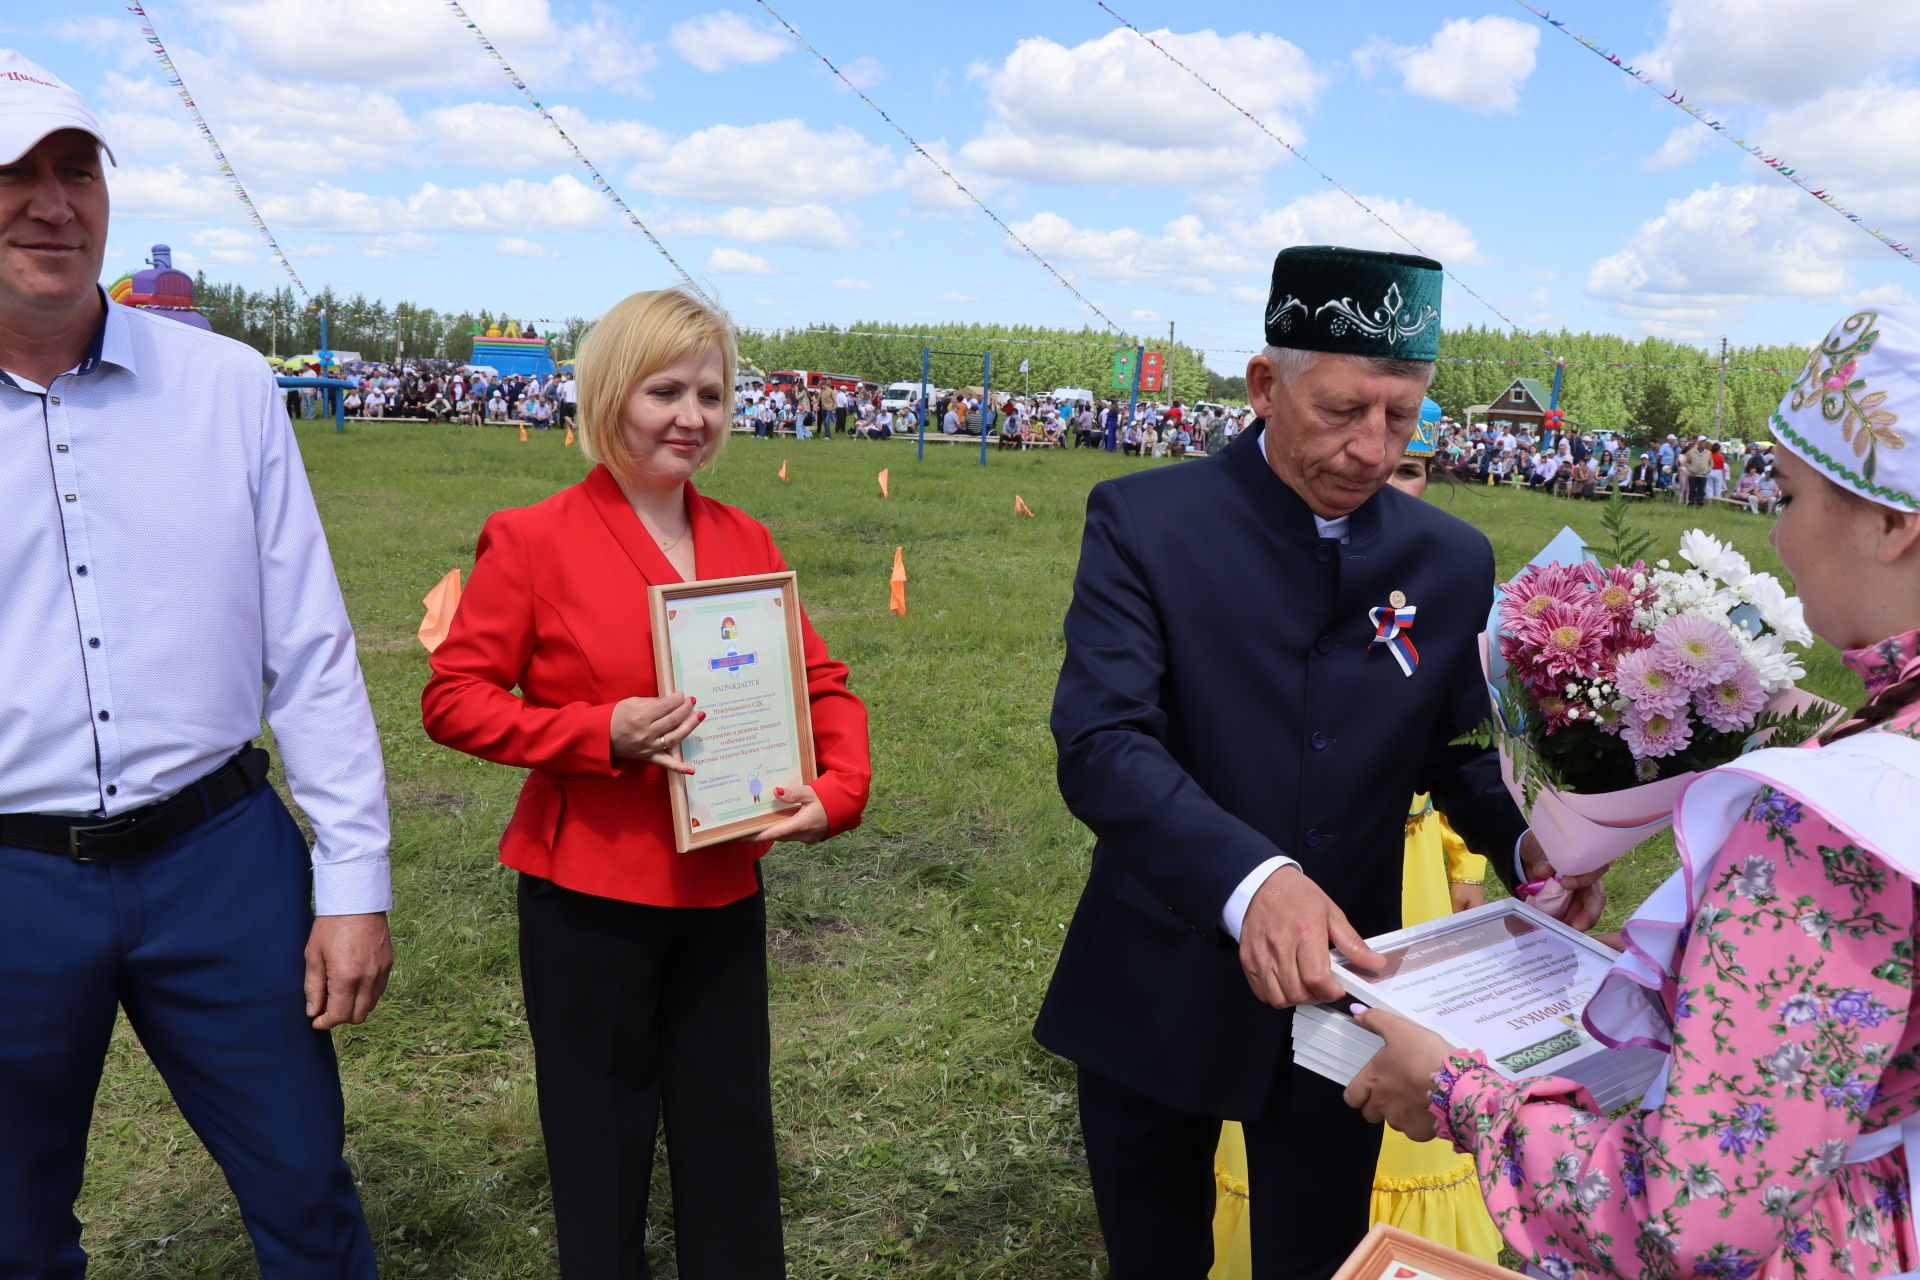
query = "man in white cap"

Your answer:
(0, 51), (389, 1276)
